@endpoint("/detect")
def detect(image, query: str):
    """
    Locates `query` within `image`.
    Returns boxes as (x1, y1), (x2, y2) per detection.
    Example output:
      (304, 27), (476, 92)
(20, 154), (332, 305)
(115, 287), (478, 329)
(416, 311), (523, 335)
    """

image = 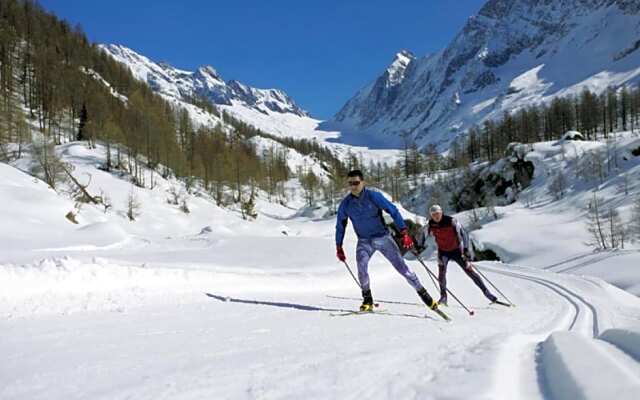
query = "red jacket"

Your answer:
(427, 215), (466, 253)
